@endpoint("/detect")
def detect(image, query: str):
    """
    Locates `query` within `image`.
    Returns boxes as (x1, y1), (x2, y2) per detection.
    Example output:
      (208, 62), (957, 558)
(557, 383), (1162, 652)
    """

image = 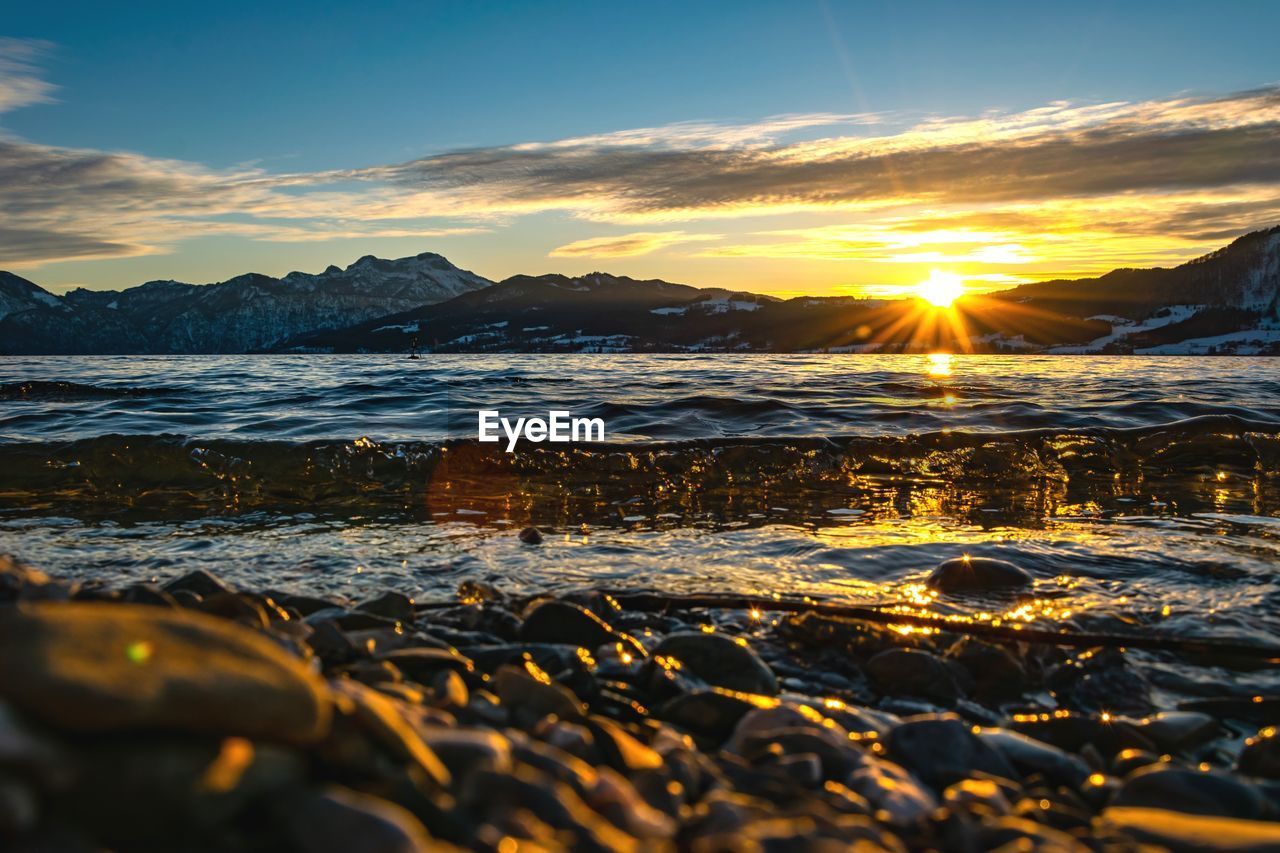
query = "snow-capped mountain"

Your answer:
(3, 227), (1279, 354)
(0, 253), (492, 354)
(993, 226), (1280, 354)
(284, 228), (1280, 355)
